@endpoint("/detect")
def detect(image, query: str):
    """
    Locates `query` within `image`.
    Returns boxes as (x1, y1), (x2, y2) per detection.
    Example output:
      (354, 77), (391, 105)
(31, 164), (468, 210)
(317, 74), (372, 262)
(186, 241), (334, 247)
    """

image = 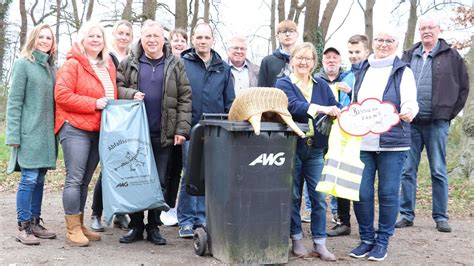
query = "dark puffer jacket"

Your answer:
(117, 40), (192, 147)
